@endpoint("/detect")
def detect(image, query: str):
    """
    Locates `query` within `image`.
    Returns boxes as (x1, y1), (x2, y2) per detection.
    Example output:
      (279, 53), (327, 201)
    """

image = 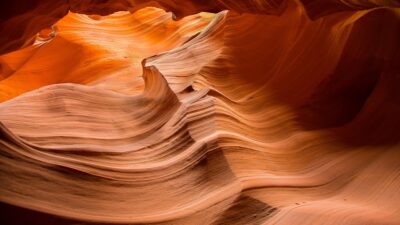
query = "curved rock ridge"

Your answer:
(0, 8), (212, 101)
(0, 0), (400, 225)
(1, 0), (398, 54)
